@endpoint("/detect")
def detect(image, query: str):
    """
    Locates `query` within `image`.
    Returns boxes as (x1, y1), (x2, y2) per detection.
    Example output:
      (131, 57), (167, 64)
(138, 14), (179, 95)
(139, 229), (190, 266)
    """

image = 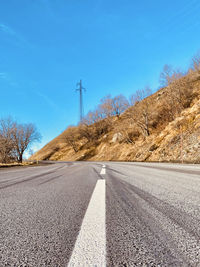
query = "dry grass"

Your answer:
(0, 161), (37, 168)
(30, 70), (200, 163)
